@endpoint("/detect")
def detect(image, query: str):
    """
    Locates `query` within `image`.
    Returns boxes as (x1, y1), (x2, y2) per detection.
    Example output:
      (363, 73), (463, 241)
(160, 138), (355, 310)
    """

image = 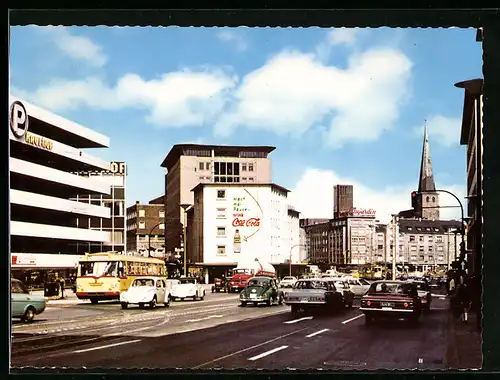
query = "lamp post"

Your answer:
(289, 244), (306, 276)
(180, 204), (193, 277)
(148, 222), (164, 258)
